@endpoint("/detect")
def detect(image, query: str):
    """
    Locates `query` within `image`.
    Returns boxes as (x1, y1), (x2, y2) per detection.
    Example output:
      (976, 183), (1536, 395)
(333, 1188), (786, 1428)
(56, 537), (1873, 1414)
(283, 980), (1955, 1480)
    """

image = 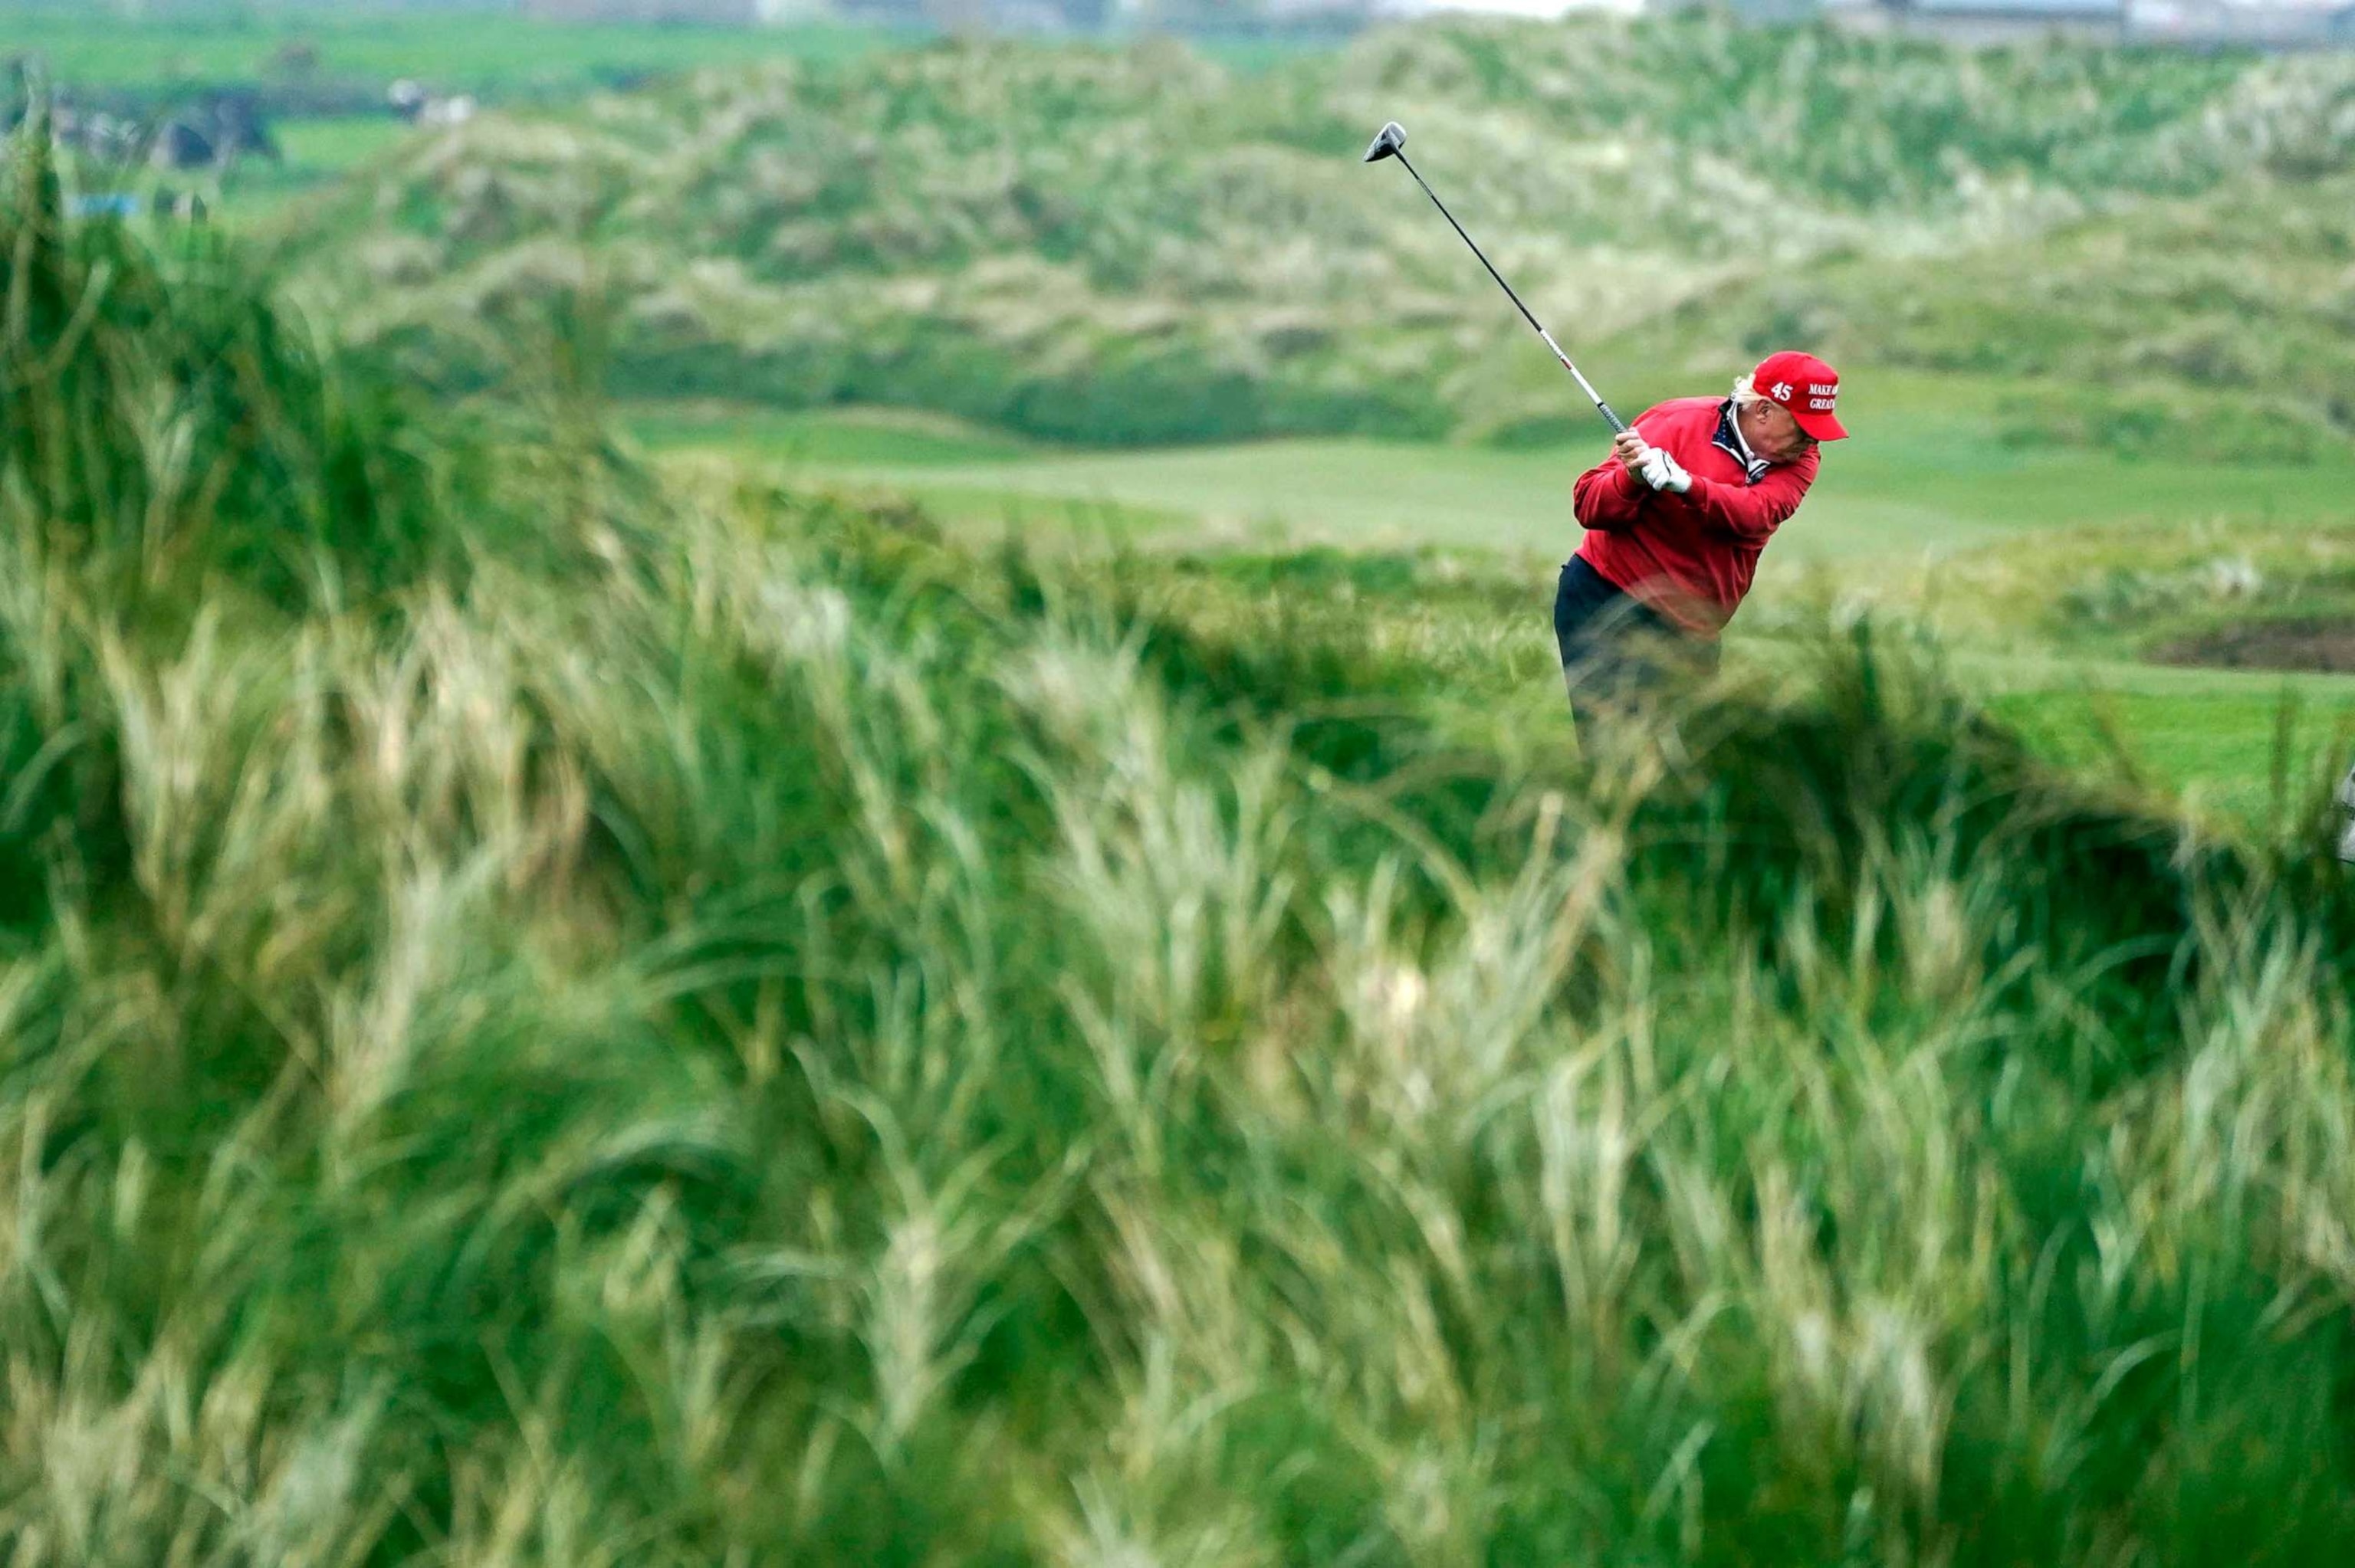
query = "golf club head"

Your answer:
(1362, 121), (1406, 163)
